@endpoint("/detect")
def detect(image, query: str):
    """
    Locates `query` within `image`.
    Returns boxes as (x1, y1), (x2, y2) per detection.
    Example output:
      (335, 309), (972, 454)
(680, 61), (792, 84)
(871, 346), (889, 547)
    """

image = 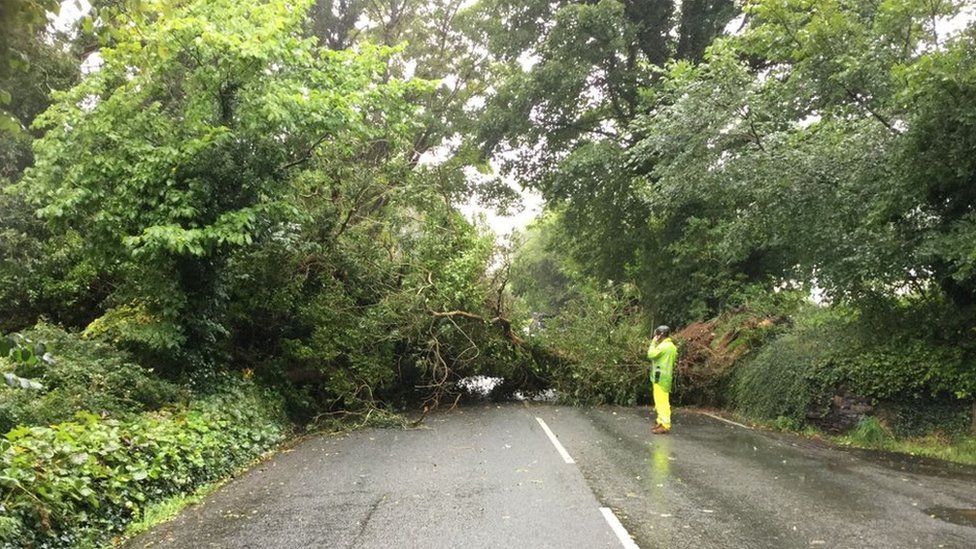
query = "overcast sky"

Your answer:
(51, 0), (90, 32)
